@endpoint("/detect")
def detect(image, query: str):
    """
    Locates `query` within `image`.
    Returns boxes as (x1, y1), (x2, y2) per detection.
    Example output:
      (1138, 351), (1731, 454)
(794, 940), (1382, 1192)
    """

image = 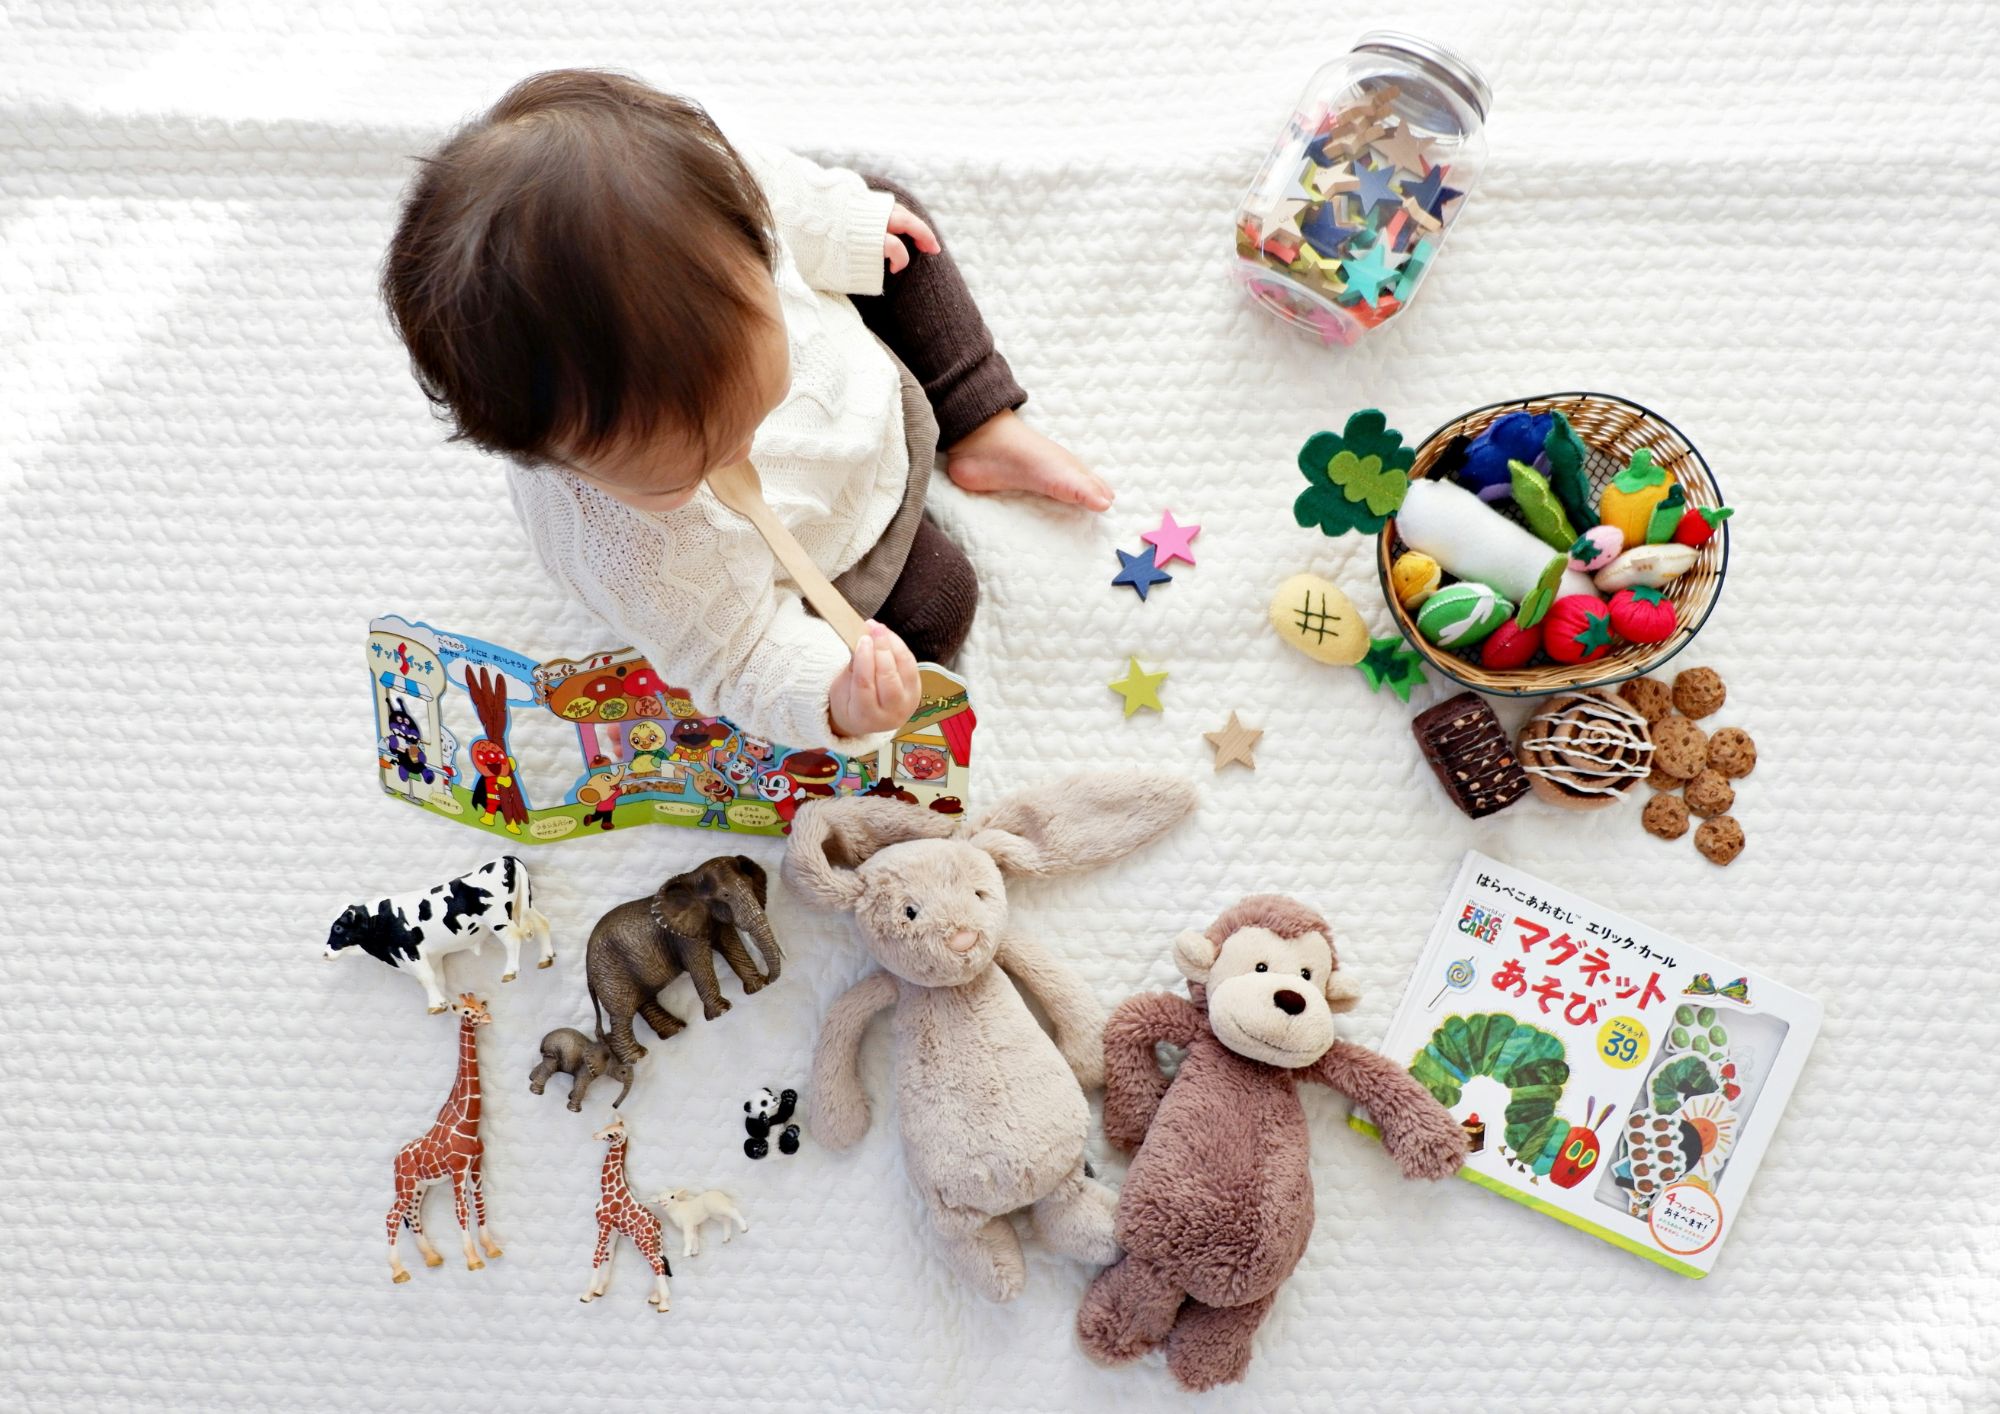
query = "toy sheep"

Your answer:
(652, 1188), (749, 1257)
